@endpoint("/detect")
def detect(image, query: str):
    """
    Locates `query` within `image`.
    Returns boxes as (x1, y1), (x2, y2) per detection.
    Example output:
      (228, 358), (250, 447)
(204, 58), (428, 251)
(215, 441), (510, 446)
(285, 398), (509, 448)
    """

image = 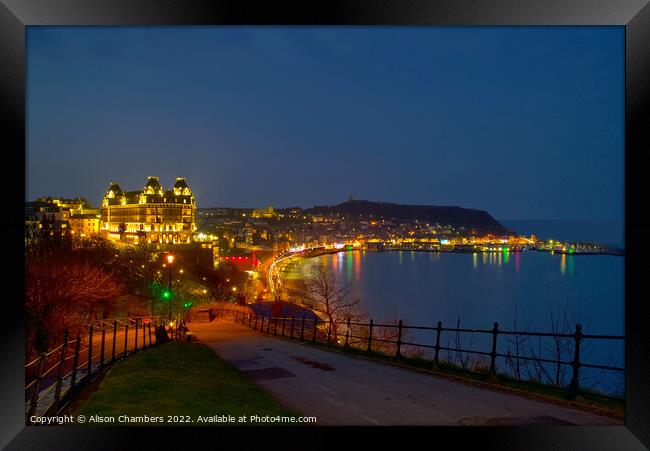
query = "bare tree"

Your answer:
(204, 262), (243, 303)
(544, 303), (573, 386)
(453, 317), (474, 370)
(354, 318), (406, 355)
(289, 259), (362, 340)
(26, 257), (121, 357)
(242, 277), (261, 305)
(502, 300), (531, 381)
